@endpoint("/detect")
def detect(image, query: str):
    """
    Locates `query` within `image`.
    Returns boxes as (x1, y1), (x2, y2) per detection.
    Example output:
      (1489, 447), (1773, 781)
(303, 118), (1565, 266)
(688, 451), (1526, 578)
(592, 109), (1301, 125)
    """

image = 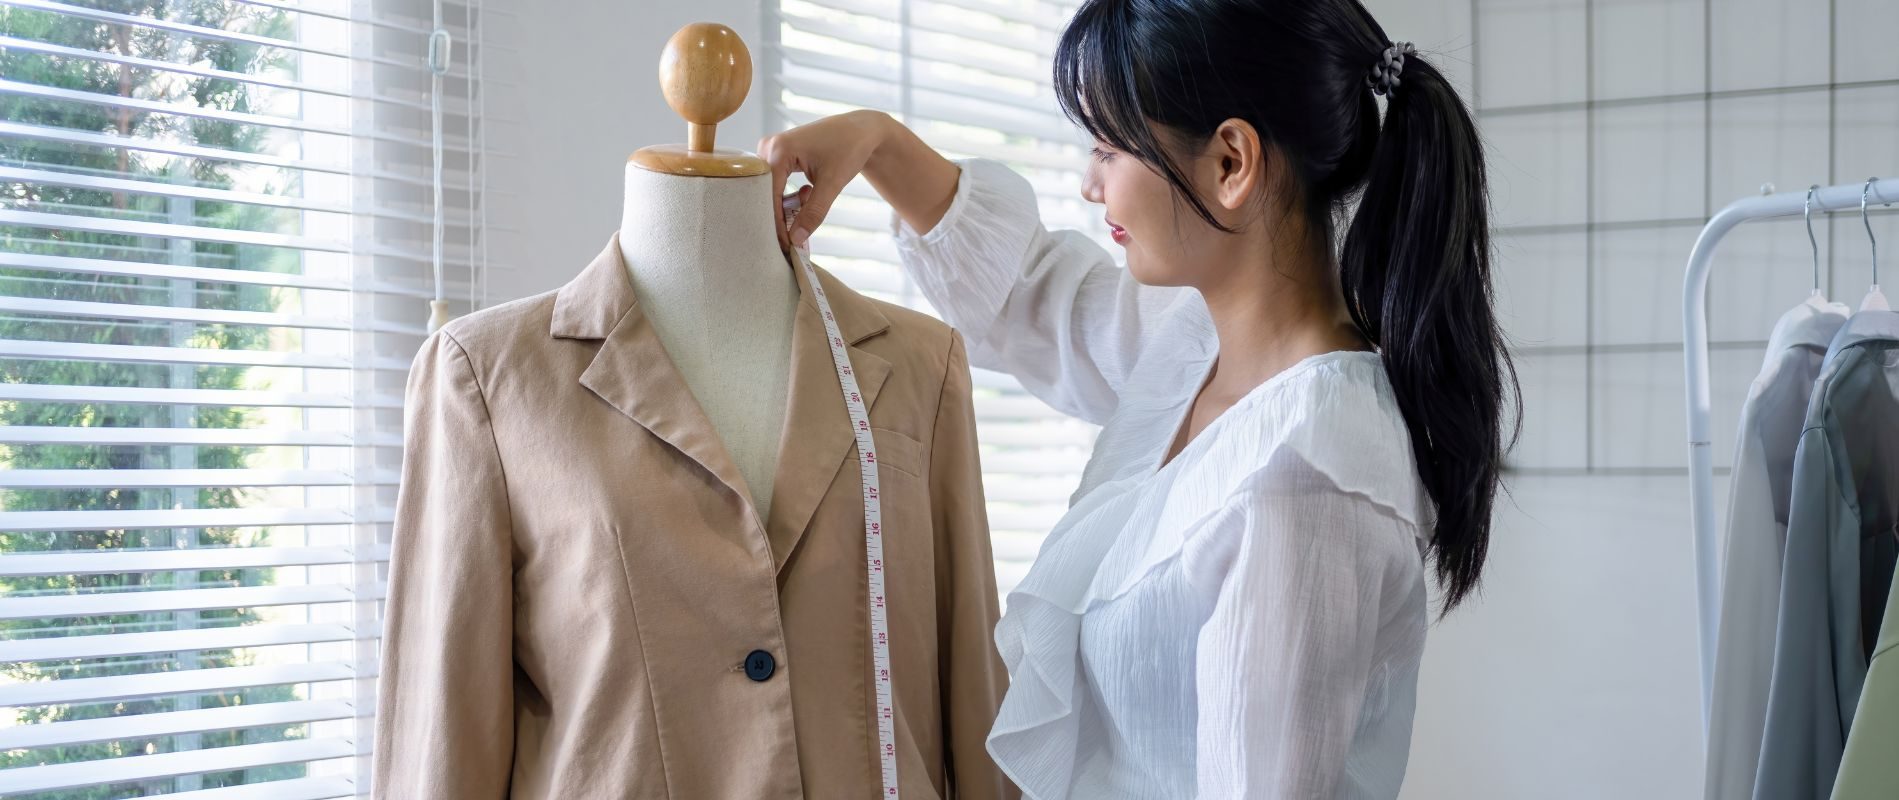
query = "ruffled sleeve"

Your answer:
(892, 158), (1187, 425)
